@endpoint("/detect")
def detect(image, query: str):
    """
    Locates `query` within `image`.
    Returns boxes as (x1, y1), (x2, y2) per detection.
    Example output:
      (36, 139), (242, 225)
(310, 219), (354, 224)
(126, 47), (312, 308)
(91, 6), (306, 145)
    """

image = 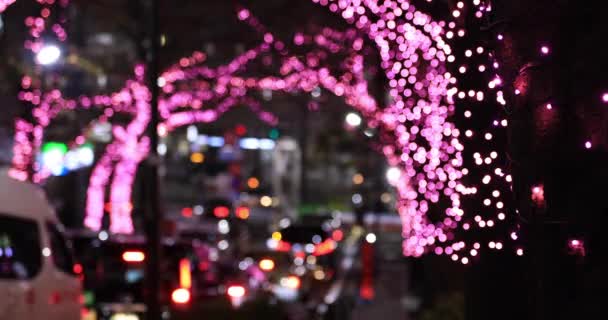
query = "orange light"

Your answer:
(352, 173), (364, 185)
(247, 177), (260, 189)
(282, 276), (301, 289)
(259, 259), (275, 271)
(190, 152), (205, 164)
(227, 285), (246, 298)
(122, 251), (145, 262)
(213, 206), (230, 218)
(236, 206), (250, 219)
(171, 288), (191, 304)
(313, 239), (336, 256)
(179, 258), (192, 289)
